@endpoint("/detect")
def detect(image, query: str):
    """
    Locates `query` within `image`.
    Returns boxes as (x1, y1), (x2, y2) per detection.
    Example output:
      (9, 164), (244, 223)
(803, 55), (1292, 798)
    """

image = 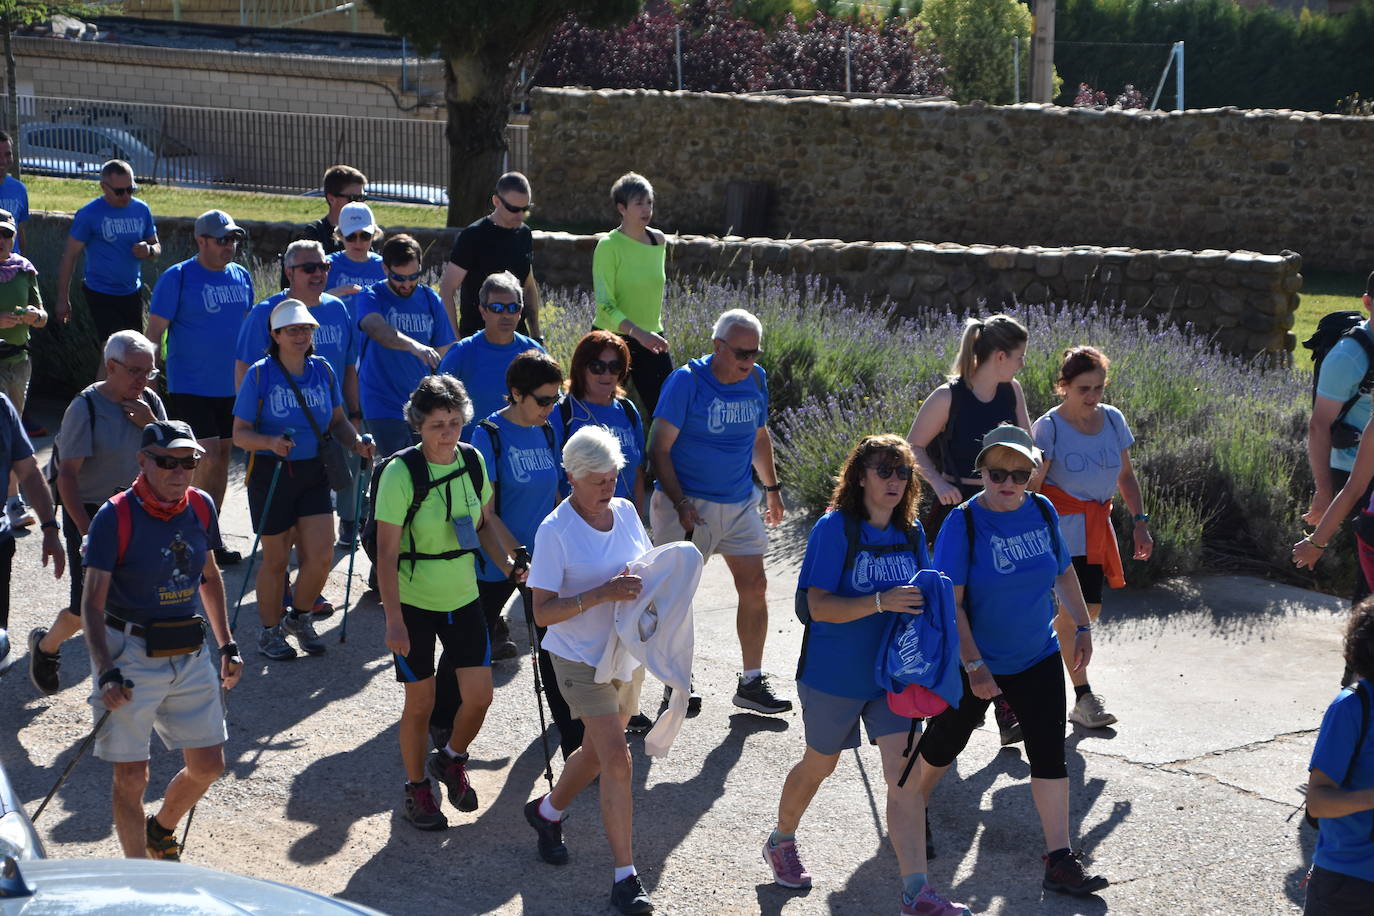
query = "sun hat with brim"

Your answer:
(269, 298), (320, 331)
(141, 419), (206, 454)
(974, 423), (1042, 469)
